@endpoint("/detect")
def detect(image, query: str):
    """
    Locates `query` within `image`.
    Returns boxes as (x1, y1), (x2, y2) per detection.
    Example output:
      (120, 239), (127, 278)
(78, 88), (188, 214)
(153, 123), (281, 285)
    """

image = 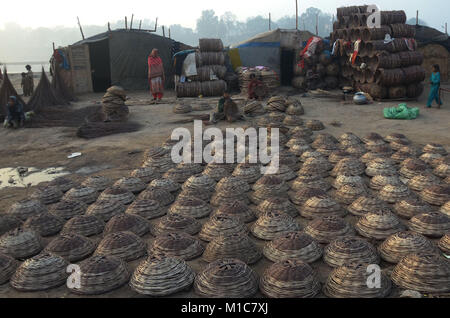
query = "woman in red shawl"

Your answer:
(148, 49), (165, 101)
